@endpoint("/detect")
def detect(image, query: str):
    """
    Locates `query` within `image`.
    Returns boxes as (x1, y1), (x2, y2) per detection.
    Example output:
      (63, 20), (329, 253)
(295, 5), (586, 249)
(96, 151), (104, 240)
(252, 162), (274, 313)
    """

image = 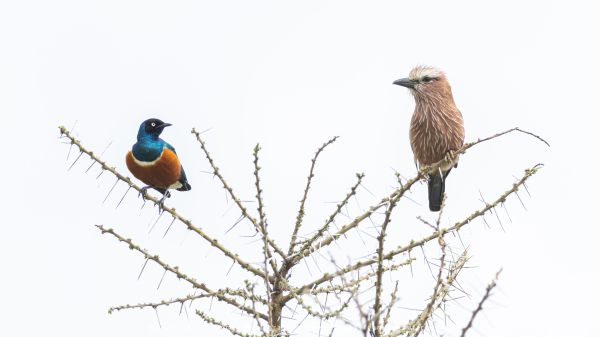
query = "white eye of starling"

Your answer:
(151, 122), (156, 127)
